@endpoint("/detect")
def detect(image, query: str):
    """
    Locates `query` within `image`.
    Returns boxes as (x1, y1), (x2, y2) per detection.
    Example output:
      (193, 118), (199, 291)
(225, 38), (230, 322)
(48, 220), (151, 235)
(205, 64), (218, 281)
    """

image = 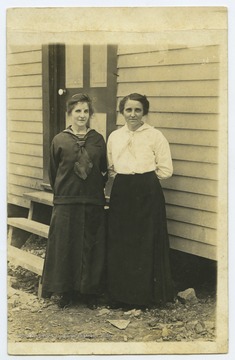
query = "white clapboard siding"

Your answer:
(117, 112), (219, 130)
(8, 75), (42, 88)
(9, 174), (43, 189)
(8, 50), (42, 65)
(9, 121), (42, 133)
(8, 163), (43, 179)
(166, 205), (217, 229)
(117, 96), (218, 114)
(118, 63), (219, 82)
(8, 45), (42, 53)
(8, 110), (43, 122)
(8, 132), (43, 145)
(8, 99), (42, 111)
(9, 153), (43, 168)
(160, 129), (218, 147)
(8, 63), (42, 77)
(117, 43), (217, 55)
(117, 80), (219, 97)
(7, 47), (43, 208)
(167, 220), (217, 246)
(169, 236), (216, 260)
(172, 160), (218, 180)
(118, 46), (219, 68)
(170, 144), (218, 163)
(163, 190), (217, 212)
(8, 87), (42, 99)
(162, 176), (217, 197)
(146, 113), (219, 131)
(10, 143), (43, 157)
(117, 44), (188, 55)
(116, 44), (220, 259)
